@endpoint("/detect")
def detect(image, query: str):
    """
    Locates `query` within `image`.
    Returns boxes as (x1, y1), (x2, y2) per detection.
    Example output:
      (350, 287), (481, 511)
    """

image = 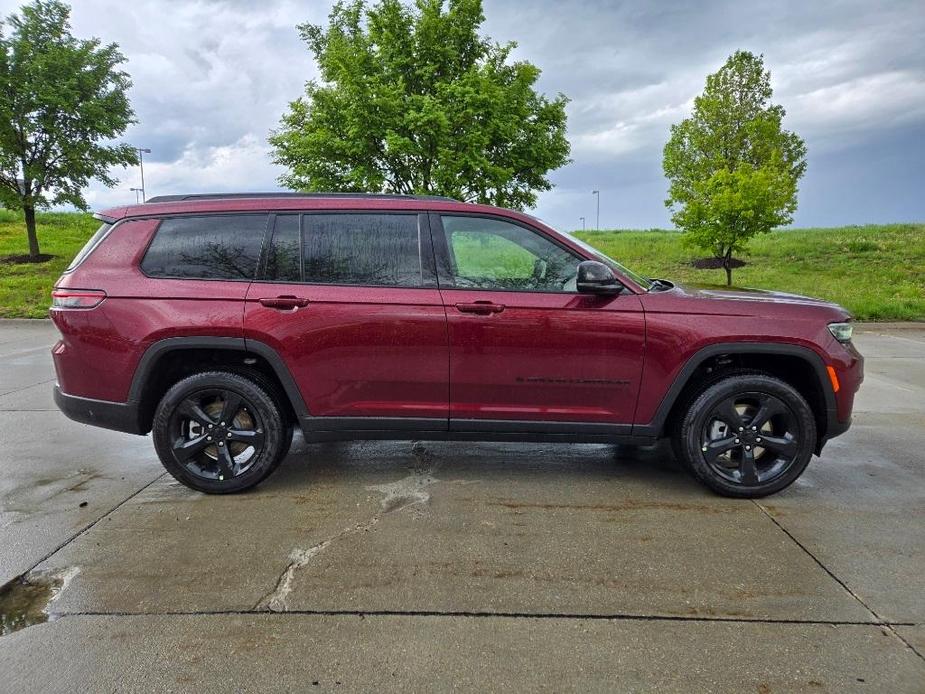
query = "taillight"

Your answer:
(51, 289), (106, 309)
